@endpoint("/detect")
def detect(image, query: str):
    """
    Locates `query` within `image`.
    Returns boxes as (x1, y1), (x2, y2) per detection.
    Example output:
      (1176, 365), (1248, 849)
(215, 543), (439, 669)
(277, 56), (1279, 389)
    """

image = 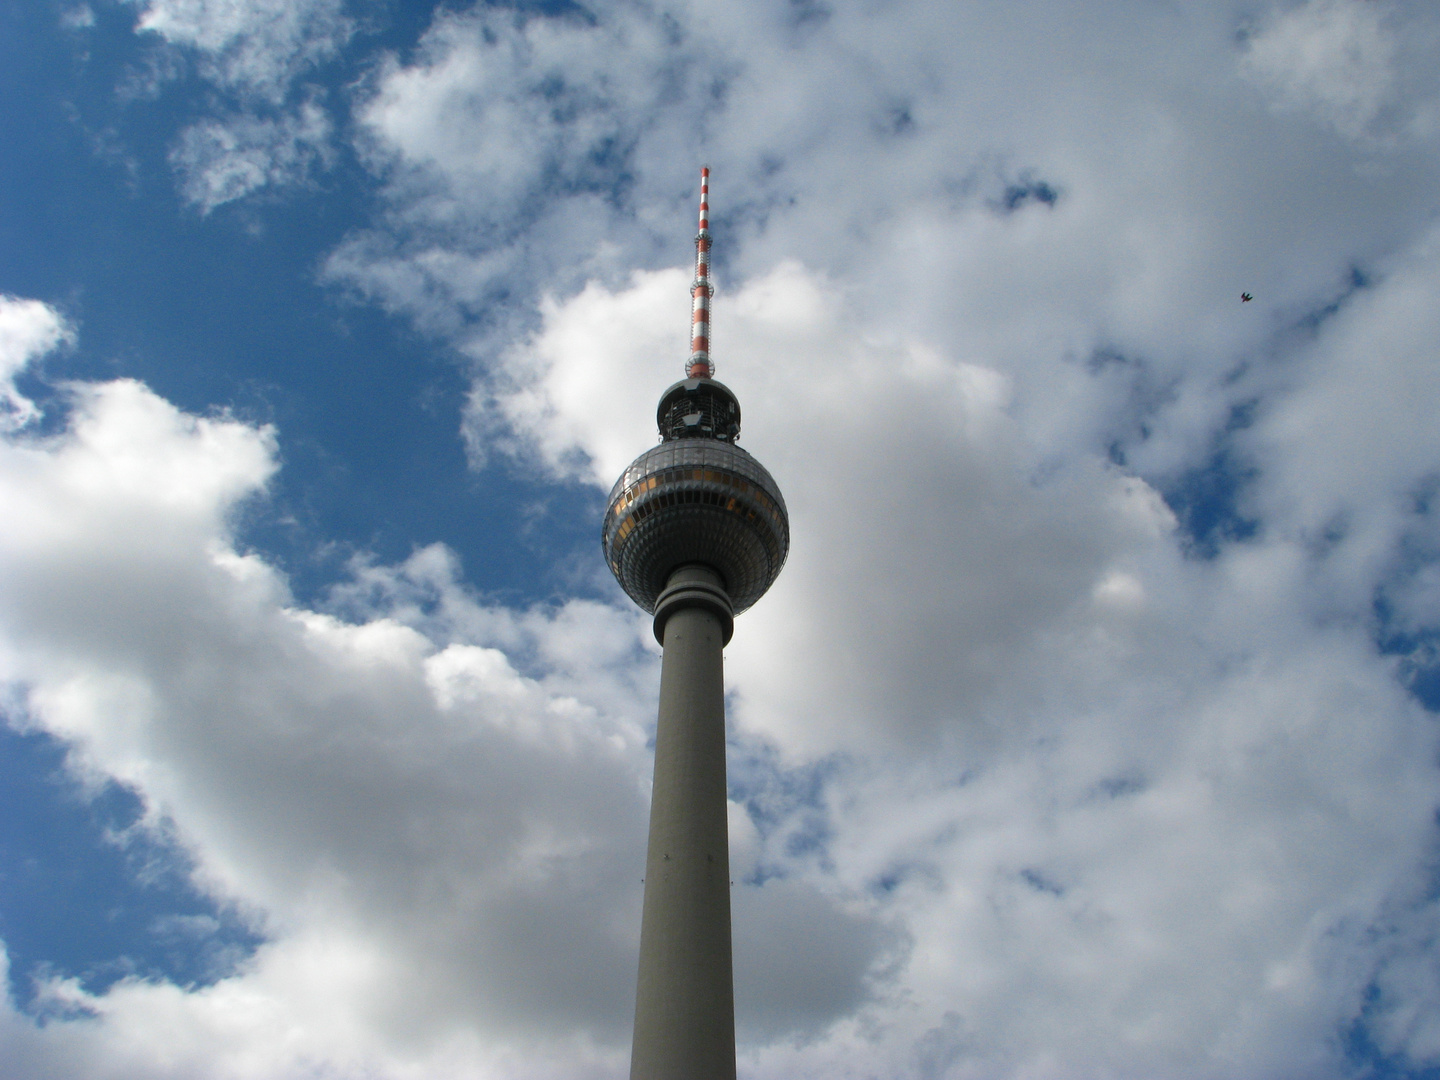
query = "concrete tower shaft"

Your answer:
(629, 565), (736, 1080)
